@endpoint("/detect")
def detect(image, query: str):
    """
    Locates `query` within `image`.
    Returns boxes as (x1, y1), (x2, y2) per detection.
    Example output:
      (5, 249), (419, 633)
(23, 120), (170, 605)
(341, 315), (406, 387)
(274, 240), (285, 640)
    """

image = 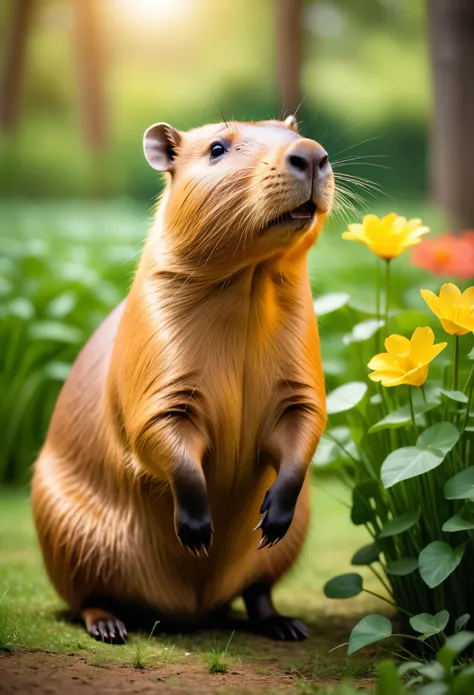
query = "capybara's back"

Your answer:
(32, 116), (334, 643)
